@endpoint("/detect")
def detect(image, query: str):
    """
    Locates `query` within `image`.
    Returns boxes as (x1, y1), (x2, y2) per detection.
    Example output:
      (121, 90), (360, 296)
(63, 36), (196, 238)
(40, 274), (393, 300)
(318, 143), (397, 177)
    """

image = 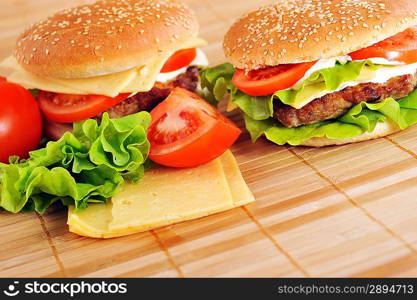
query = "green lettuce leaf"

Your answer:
(245, 91), (417, 146)
(200, 63), (236, 105)
(200, 64), (273, 120)
(0, 112), (151, 213)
